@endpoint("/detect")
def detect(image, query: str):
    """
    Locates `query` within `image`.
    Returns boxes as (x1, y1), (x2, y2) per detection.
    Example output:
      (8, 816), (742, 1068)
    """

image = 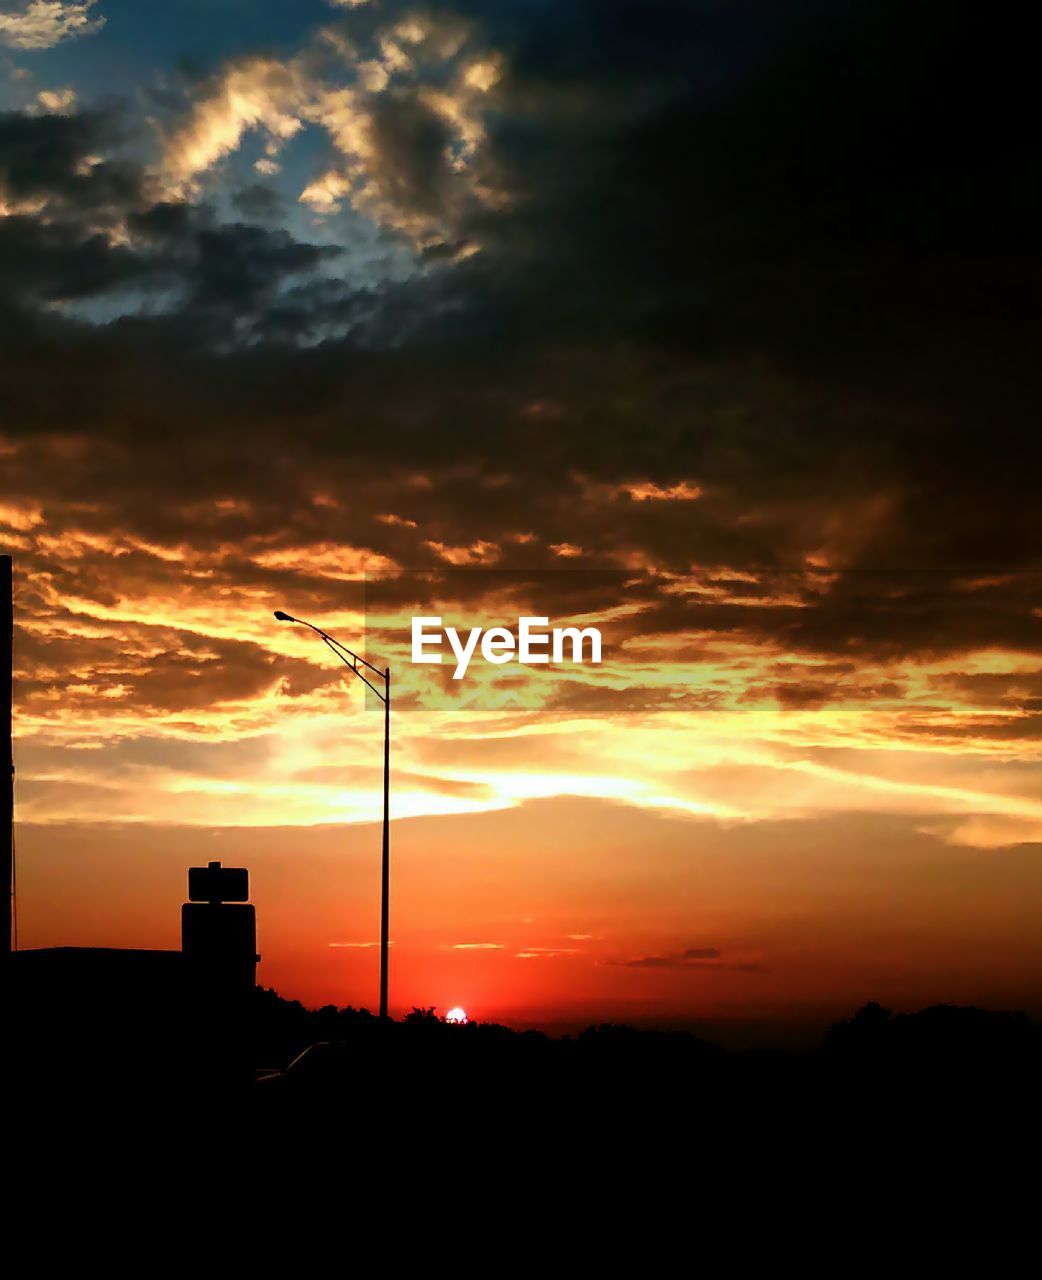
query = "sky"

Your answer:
(1, 1), (1039, 1034)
